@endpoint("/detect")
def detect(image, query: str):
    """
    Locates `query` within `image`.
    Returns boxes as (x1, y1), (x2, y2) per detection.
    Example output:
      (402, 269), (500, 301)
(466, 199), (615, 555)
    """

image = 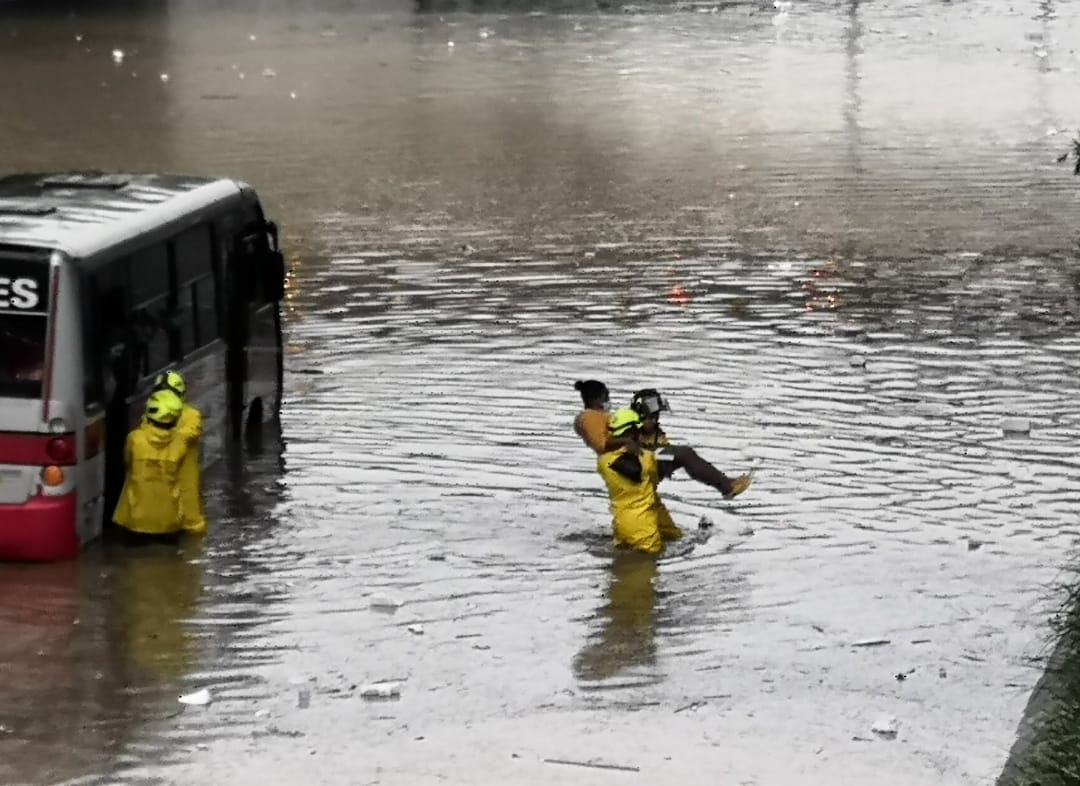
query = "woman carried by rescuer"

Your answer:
(573, 379), (751, 499)
(596, 408), (683, 555)
(630, 388), (751, 499)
